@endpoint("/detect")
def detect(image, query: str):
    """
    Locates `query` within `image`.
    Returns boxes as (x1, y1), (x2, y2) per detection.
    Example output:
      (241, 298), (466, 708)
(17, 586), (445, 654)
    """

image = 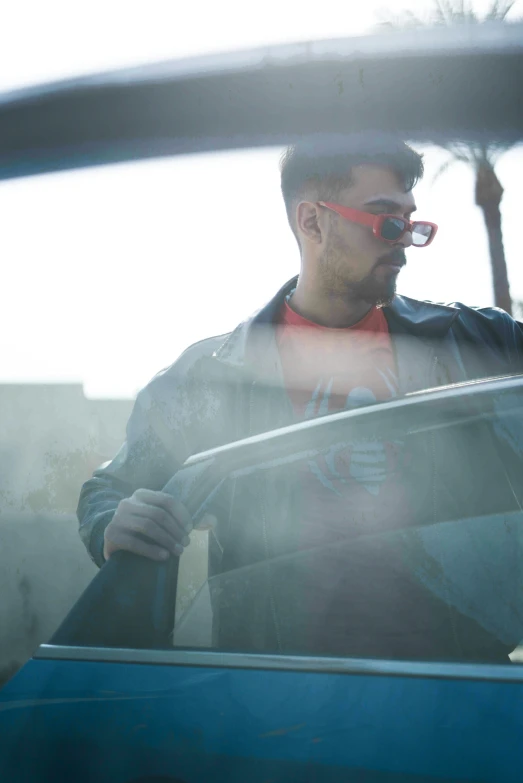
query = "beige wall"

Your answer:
(0, 384), (133, 685)
(0, 383), (134, 515)
(0, 383), (210, 686)
(0, 512), (97, 685)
